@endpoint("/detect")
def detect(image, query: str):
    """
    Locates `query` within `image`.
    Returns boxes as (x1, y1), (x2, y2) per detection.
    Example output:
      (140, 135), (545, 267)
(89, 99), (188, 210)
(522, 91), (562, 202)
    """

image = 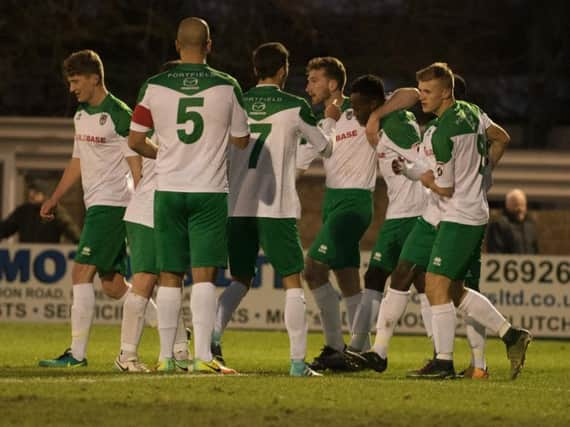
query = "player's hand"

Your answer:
(392, 157), (404, 175)
(366, 110), (381, 146)
(420, 169), (435, 189)
(324, 98), (342, 121)
(40, 198), (57, 222)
